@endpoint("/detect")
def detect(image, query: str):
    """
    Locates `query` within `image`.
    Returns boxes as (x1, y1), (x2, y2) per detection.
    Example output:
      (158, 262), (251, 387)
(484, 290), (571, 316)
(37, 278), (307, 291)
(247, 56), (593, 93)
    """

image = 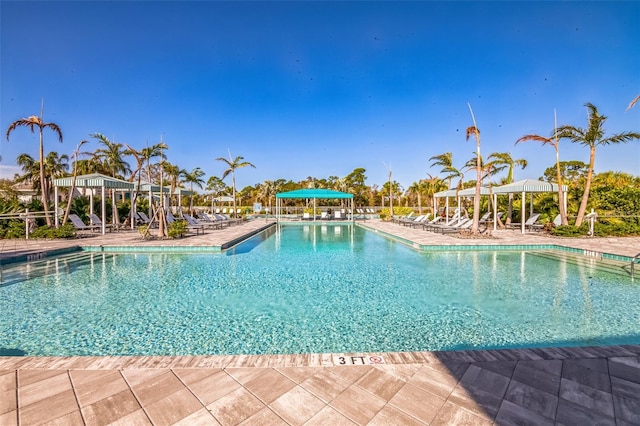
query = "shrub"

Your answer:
(379, 206), (413, 221)
(167, 220), (188, 238)
(2, 220), (26, 239)
(30, 224), (77, 239)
